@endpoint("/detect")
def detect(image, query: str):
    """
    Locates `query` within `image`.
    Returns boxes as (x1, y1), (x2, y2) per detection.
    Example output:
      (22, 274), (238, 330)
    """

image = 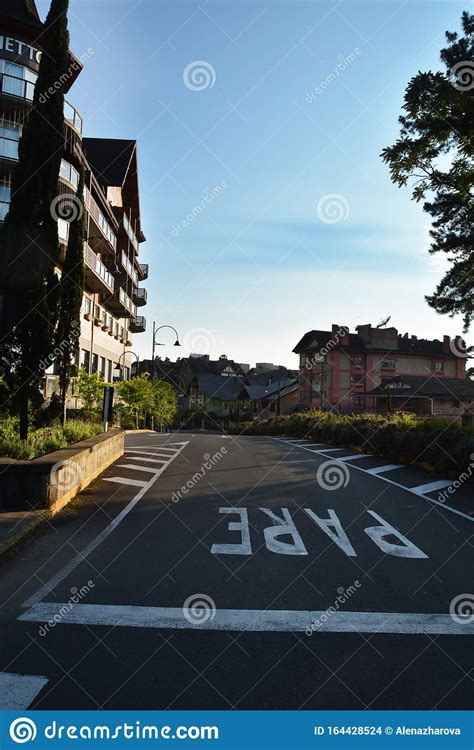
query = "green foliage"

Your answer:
(0, 419), (102, 459)
(76, 370), (107, 414)
(381, 11), (474, 331)
(115, 374), (178, 428)
(229, 410), (474, 475)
